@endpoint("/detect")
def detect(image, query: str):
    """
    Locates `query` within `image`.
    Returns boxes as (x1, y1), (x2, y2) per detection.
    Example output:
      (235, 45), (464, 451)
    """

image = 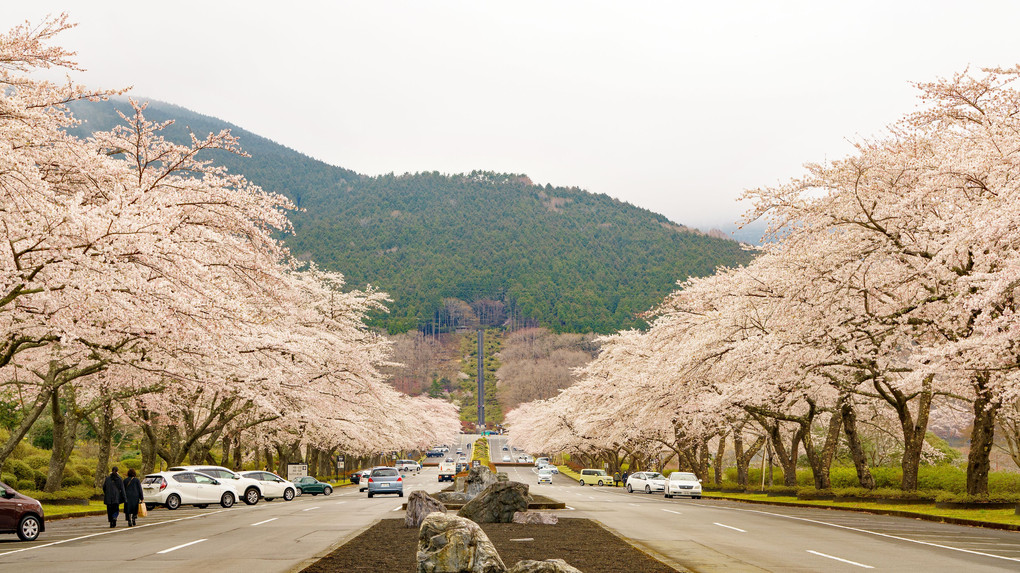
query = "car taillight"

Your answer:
(368, 477), (373, 482)
(397, 477), (402, 482)
(160, 481), (167, 491)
